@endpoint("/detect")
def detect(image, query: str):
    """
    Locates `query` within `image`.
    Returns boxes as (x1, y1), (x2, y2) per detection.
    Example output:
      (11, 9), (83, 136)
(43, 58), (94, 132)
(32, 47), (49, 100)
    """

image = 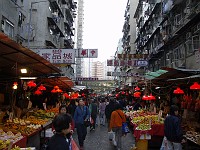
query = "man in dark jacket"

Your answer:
(105, 98), (116, 131)
(47, 114), (72, 150)
(164, 105), (185, 150)
(89, 99), (98, 130)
